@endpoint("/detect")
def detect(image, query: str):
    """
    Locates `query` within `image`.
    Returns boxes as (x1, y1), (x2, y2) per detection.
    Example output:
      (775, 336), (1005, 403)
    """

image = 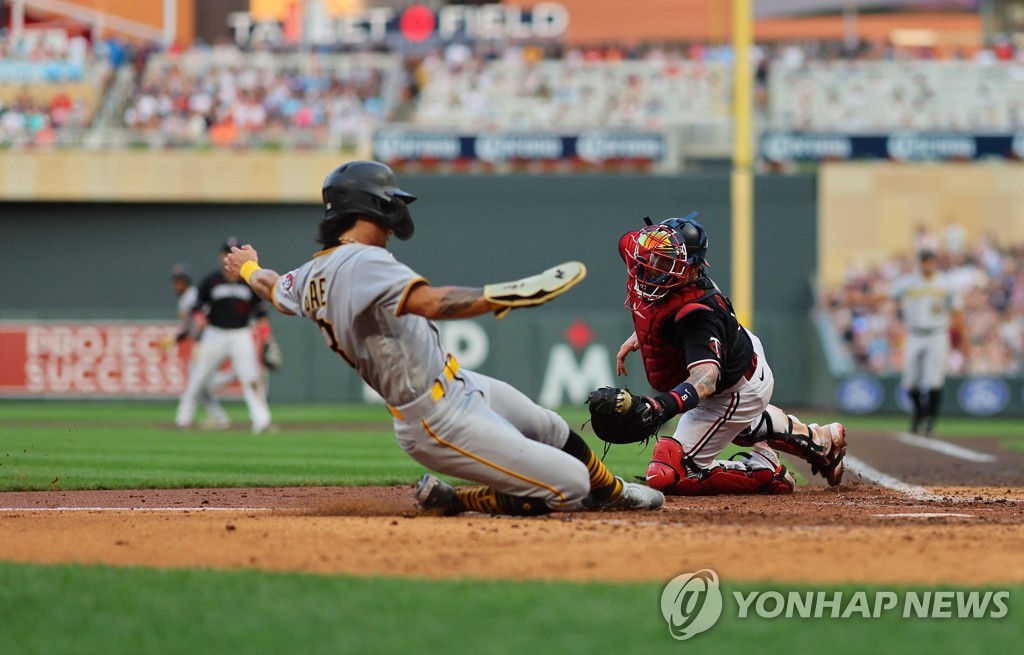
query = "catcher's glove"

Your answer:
(587, 387), (670, 445)
(261, 339), (283, 371)
(483, 261), (586, 319)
